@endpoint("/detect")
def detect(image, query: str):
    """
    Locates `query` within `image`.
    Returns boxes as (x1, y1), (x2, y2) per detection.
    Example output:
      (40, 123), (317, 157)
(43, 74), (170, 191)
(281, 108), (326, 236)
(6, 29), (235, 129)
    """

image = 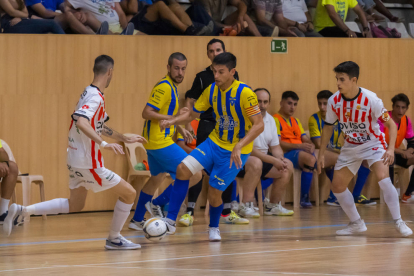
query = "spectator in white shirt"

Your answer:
(282, 0), (322, 37)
